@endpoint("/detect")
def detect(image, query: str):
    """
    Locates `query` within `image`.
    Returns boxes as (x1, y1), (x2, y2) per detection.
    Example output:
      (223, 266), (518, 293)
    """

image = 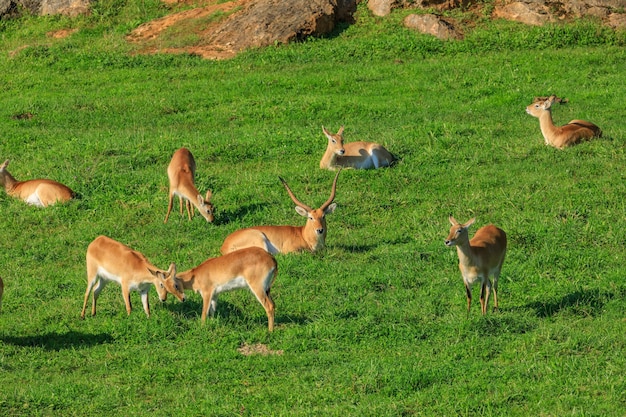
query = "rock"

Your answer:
(492, 1), (552, 26)
(41, 0), (90, 16)
(607, 12), (626, 29)
(368, 0), (400, 17)
(211, 0), (337, 49)
(403, 13), (462, 40)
